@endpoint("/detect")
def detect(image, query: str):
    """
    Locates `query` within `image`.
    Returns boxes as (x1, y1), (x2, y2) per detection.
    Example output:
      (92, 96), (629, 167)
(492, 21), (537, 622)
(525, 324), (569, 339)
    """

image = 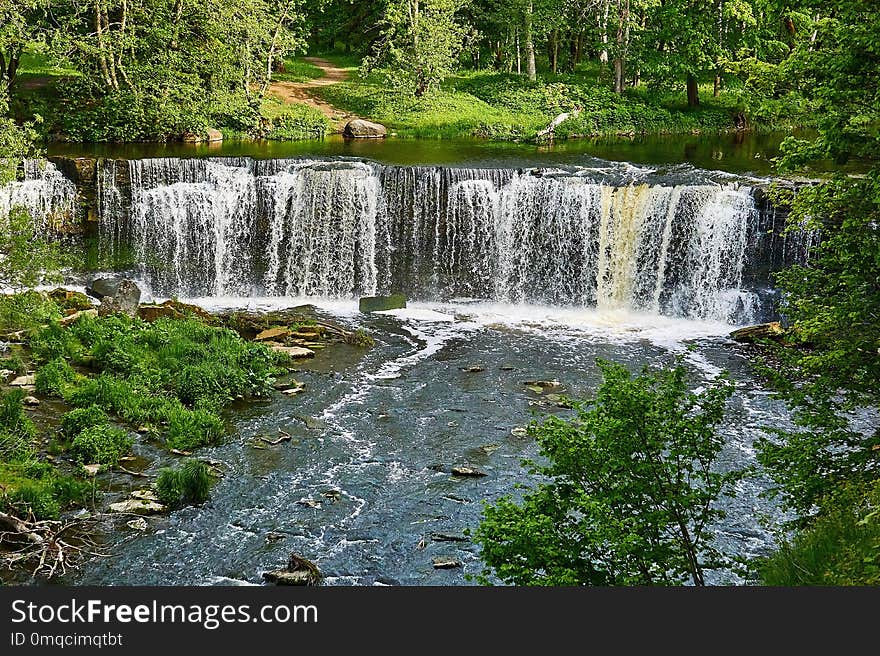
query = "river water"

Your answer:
(4, 136), (811, 585)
